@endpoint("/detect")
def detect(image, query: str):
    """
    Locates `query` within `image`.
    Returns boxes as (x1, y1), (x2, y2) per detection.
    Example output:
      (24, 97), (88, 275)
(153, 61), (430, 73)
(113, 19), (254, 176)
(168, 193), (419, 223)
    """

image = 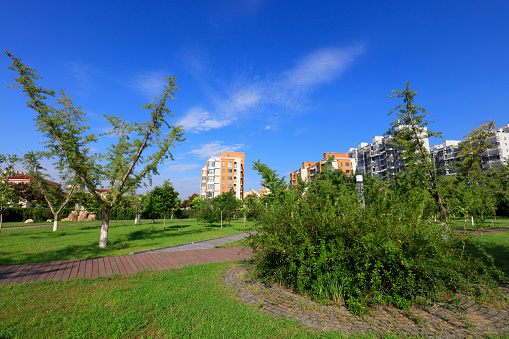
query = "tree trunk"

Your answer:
(134, 212), (140, 225)
(220, 210), (223, 230)
(0, 212), (3, 235)
(53, 212), (59, 232)
(244, 214), (246, 228)
(180, 217), (182, 230)
(163, 212), (166, 230)
(99, 207), (111, 248)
